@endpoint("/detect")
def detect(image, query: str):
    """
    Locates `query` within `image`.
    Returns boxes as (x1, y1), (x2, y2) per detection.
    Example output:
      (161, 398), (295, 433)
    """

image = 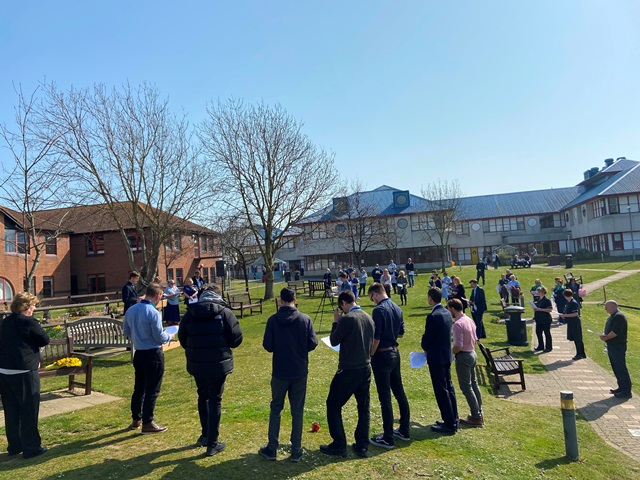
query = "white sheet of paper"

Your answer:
(165, 325), (179, 335)
(409, 351), (427, 368)
(528, 300), (536, 309)
(321, 336), (340, 352)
